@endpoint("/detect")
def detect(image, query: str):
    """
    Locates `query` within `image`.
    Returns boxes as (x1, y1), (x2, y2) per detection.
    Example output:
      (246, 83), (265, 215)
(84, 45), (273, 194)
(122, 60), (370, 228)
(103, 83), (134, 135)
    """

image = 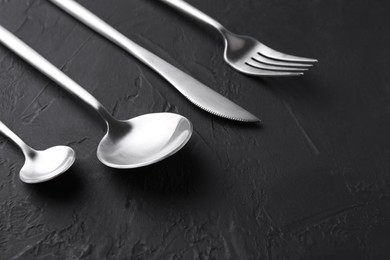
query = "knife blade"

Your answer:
(48, 0), (260, 123)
